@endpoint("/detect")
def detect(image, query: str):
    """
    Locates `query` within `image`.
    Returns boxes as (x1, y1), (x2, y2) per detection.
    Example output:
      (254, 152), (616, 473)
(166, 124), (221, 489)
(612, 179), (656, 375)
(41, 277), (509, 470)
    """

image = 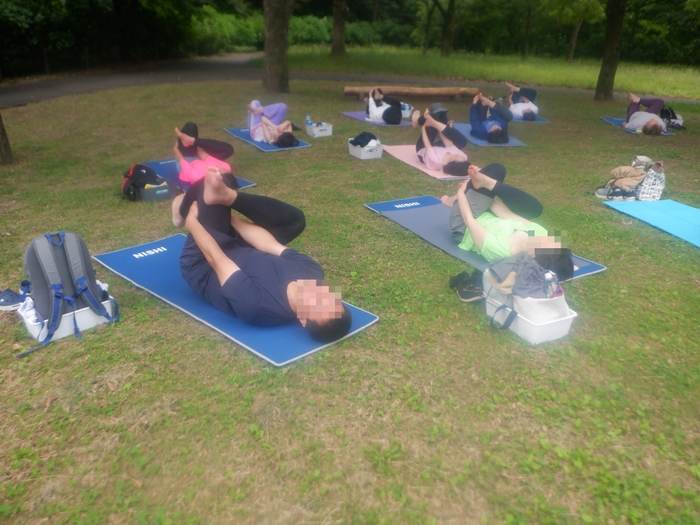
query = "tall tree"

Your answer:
(433, 0), (457, 56)
(546, 0), (604, 62)
(594, 0), (629, 100)
(330, 0), (348, 57)
(262, 0), (295, 93)
(0, 111), (13, 165)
